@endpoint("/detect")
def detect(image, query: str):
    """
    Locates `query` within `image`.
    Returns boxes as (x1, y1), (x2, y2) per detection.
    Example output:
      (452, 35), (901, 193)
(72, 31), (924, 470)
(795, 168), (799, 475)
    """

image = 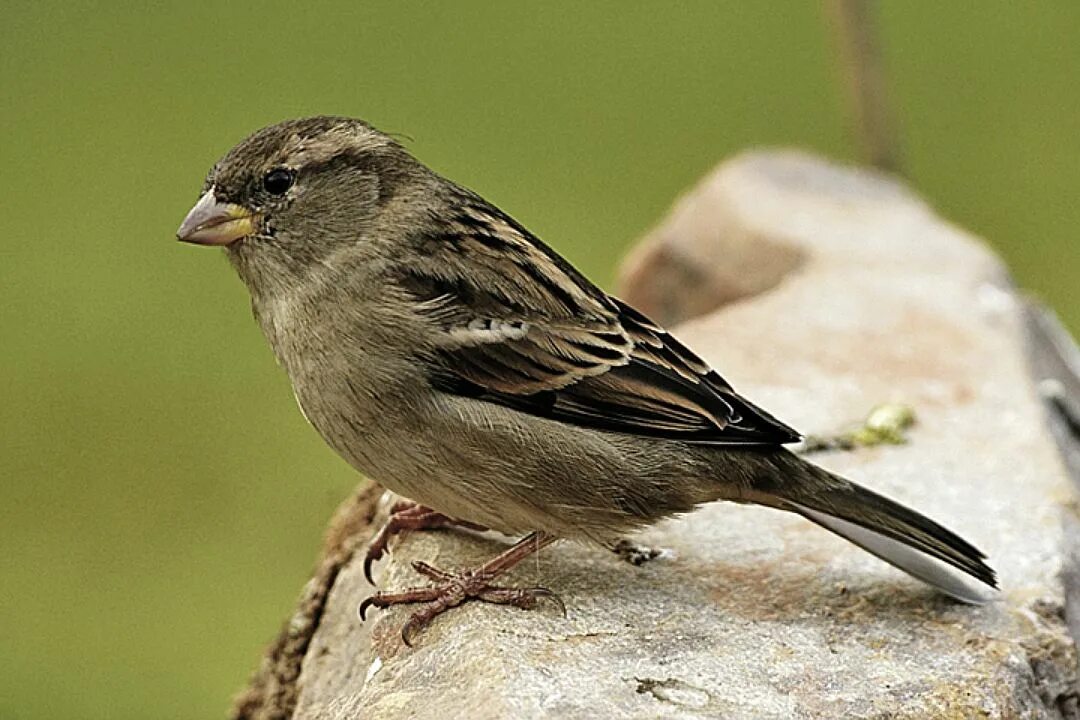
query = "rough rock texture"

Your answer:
(1026, 303), (1080, 685)
(237, 152), (1080, 719)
